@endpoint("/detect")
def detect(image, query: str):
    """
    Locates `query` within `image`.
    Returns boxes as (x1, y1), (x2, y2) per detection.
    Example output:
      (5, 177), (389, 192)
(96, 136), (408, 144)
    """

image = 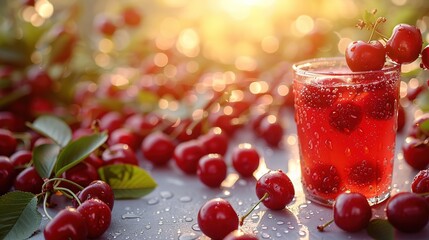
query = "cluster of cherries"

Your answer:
(44, 180), (115, 239)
